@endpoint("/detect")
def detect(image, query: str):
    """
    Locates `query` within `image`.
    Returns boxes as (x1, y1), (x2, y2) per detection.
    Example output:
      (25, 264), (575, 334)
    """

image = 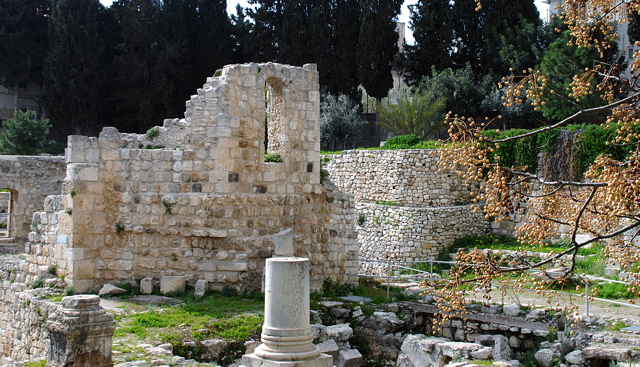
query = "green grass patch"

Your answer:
(605, 319), (630, 331)
(450, 235), (603, 256)
(374, 200), (403, 206)
(113, 292), (264, 358)
(320, 150), (343, 155)
(593, 282), (637, 300)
